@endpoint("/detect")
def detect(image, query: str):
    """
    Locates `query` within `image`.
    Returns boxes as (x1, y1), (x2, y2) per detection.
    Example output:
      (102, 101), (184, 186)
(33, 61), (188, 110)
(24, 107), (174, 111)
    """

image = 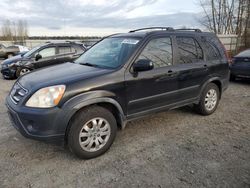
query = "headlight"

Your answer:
(15, 61), (22, 66)
(7, 62), (16, 67)
(26, 85), (66, 108)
